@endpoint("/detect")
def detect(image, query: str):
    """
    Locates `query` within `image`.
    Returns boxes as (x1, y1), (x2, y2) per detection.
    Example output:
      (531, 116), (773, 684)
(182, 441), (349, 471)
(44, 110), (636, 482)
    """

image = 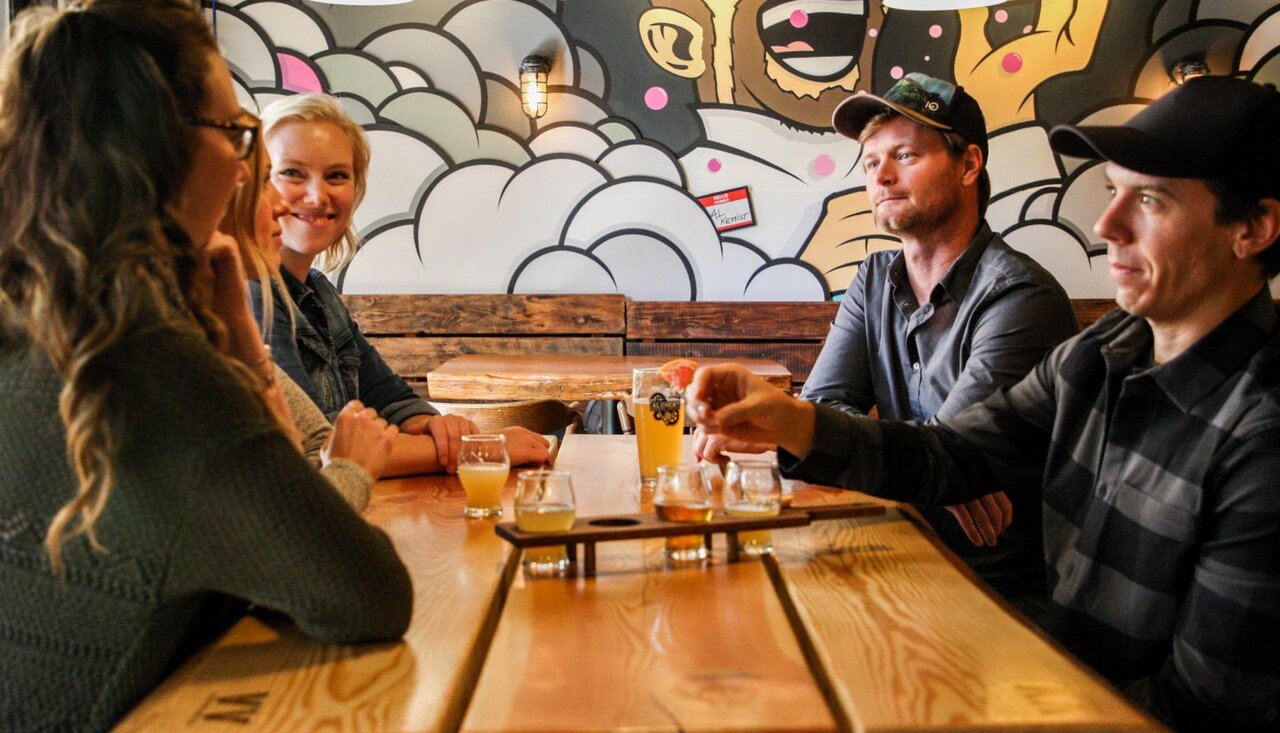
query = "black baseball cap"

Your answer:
(832, 72), (988, 160)
(1049, 76), (1280, 200)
